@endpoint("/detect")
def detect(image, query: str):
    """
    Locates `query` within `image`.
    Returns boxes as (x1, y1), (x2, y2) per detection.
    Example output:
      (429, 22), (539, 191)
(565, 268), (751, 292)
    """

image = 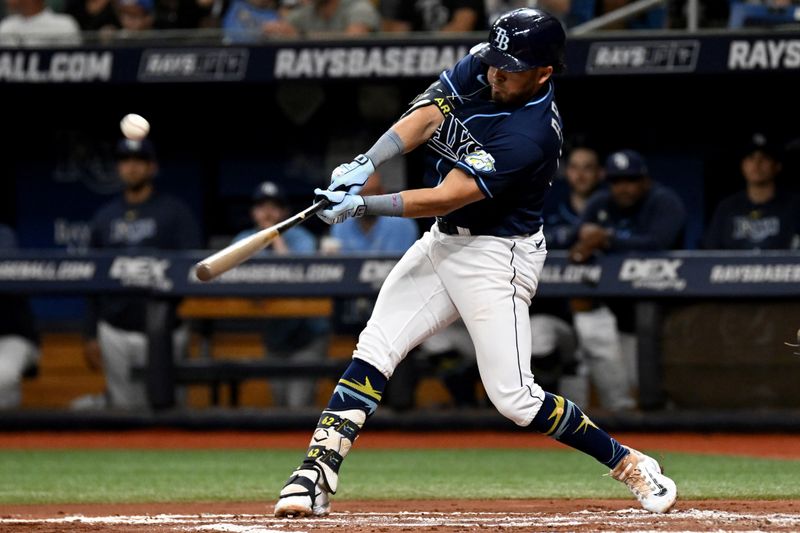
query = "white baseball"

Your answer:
(120, 114), (150, 141)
